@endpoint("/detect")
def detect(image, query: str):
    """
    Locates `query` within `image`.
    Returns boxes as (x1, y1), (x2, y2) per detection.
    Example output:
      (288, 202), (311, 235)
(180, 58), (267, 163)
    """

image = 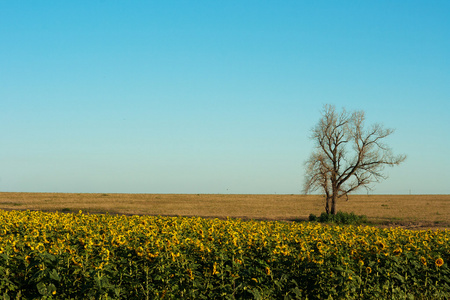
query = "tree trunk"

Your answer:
(330, 179), (338, 215)
(330, 194), (337, 215)
(325, 196), (330, 214)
